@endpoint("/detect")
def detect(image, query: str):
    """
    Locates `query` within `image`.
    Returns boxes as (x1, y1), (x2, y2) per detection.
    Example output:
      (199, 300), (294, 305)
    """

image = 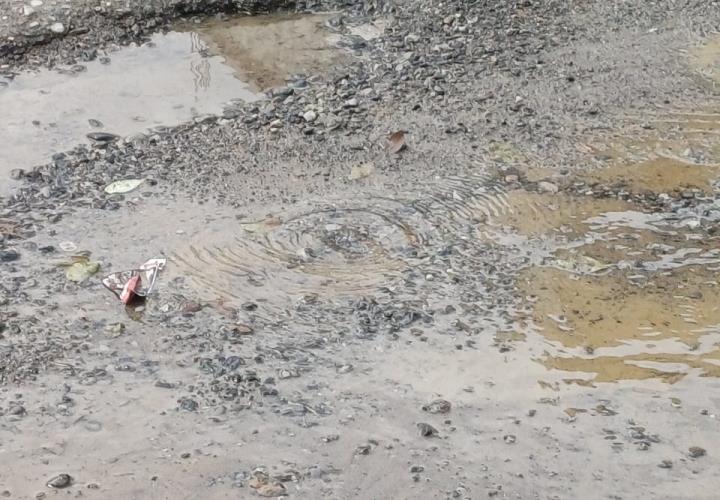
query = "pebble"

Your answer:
(688, 446), (706, 458)
(46, 474), (72, 489)
(417, 422), (438, 437)
(255, 483), (286, 497)
(355, 444), (372, 455)
(86, 132), (119, 144)
(9, 167), (24, 179)
(49, 22), (64, 34)
(538, 181), (559, 193)
(0, 249), (20, 262)
(179, 398), (199, 412)
(302, 110), (317, 122)
(422, 399), (452, 414)
(337, 364), (353, 374)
